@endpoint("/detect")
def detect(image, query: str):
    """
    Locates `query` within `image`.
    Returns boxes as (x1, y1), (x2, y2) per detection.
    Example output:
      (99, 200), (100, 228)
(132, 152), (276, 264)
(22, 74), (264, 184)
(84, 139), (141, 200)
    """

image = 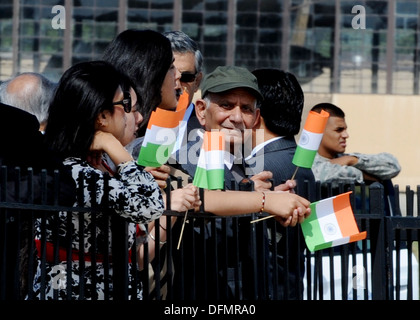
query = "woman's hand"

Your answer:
(264, 192), (311, 227)
(274, 179), (296, 193)
(87, 131), (118, 167)
(169, 183), (201, 212)
(88, 131), (133, 167)
(145, 164), (170, 189)
(250, 170), (273, 192)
